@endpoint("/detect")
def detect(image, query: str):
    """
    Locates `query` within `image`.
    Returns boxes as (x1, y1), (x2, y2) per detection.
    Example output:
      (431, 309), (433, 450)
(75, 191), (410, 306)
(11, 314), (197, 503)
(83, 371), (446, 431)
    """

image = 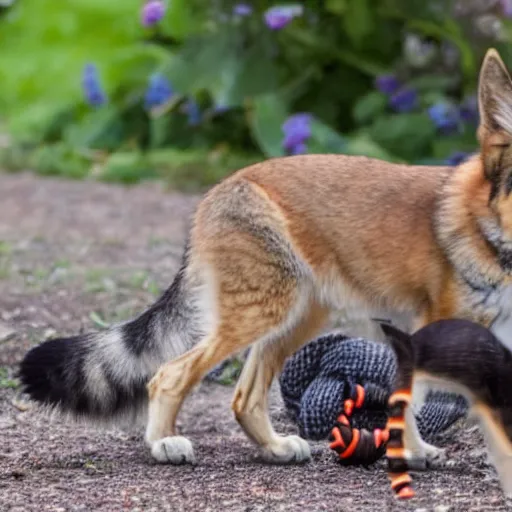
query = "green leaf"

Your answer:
(99, 152), (156, 184)
(368, 113), (437, 161)
(407, 74), (460, 93)
(344, 132), (403, 162)
(431, 131), (478, 160)
(108, 44), (171, 89)
(164, 32), (233, 93)
(65, 106), (125, 151)
(353, 91), (388, 125)
(165, 30), (277, 108)
(343, 0), (374, 48)
(227, 41), (279, 102)
(308, 119), (347, 153)
(89, 311), (110, 329)
(248, 94), (288, 158)
(149, 115), (171, 149)
(159, 0), (205, 41)
(29, 143), (91, 180)
(326, 0), (347, 14)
